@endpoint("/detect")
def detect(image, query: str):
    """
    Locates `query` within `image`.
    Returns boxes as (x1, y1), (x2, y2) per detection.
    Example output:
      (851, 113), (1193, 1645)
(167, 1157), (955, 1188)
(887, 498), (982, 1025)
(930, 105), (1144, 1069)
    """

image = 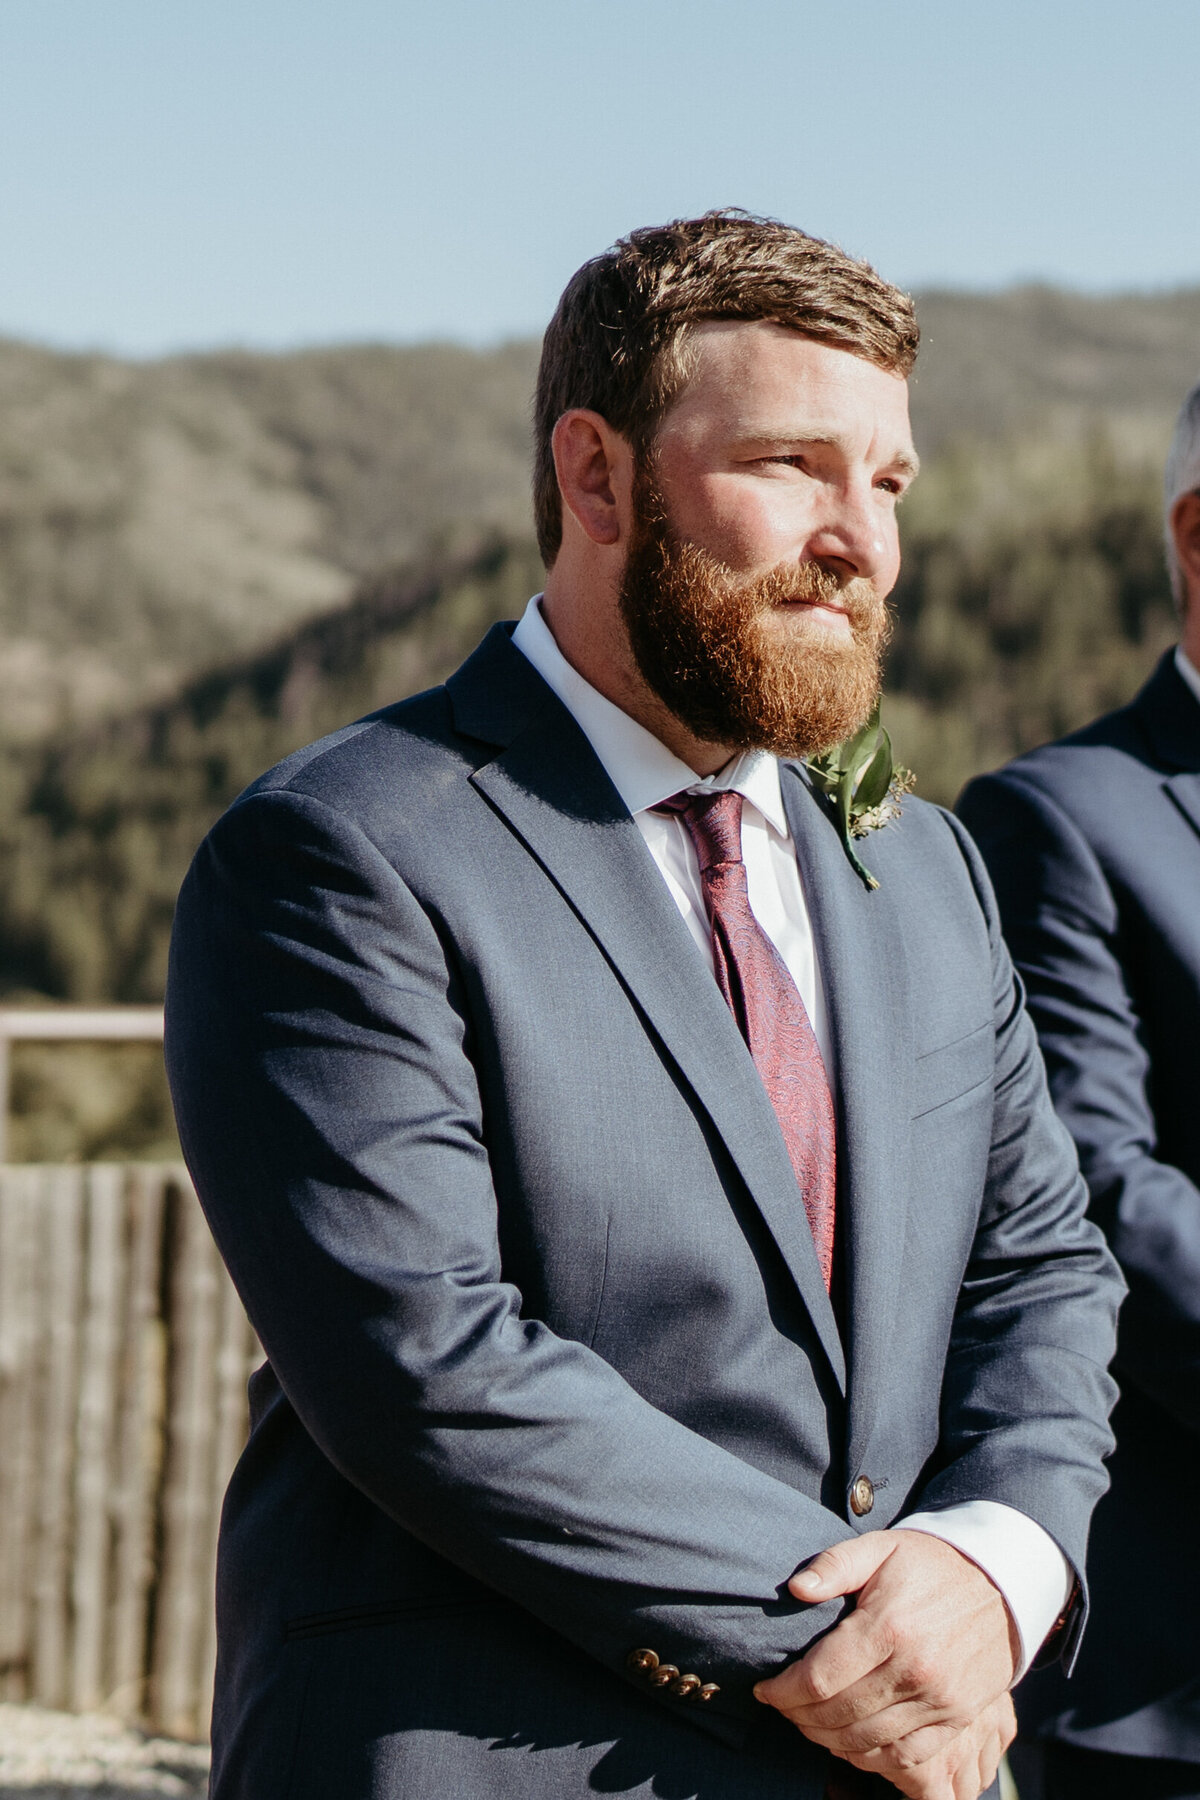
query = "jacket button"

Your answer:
(649, 1663), (680, 1687)
(698, 1682), (720, 1701)
(850, 1476), (875, 1516)
(627, 1648), (659, 1674)
(669, 1672), (701, 1698)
